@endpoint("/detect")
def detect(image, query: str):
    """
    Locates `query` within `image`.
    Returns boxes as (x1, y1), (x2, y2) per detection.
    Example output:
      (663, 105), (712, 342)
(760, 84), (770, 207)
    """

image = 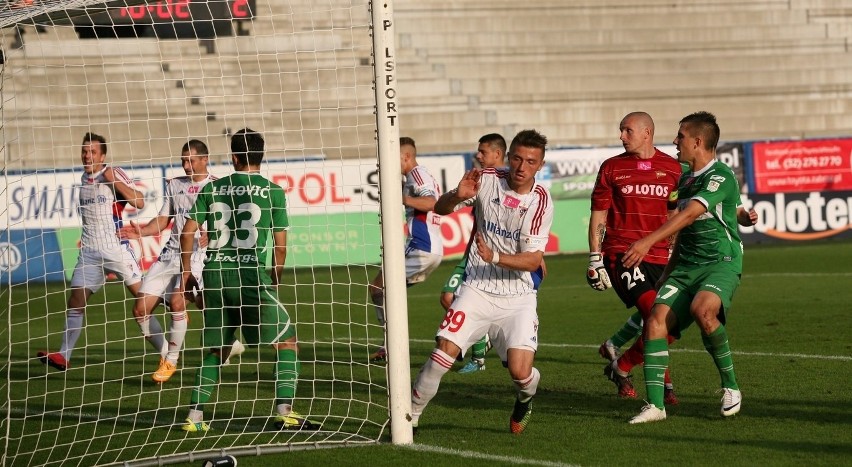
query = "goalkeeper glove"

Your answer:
(586, 252), (612, 291)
